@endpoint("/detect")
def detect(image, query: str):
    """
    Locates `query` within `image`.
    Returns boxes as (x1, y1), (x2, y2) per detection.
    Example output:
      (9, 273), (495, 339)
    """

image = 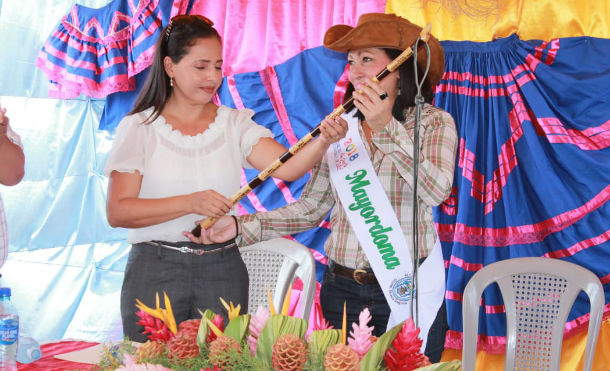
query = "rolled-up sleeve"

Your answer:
(239, 159), (335, 246)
